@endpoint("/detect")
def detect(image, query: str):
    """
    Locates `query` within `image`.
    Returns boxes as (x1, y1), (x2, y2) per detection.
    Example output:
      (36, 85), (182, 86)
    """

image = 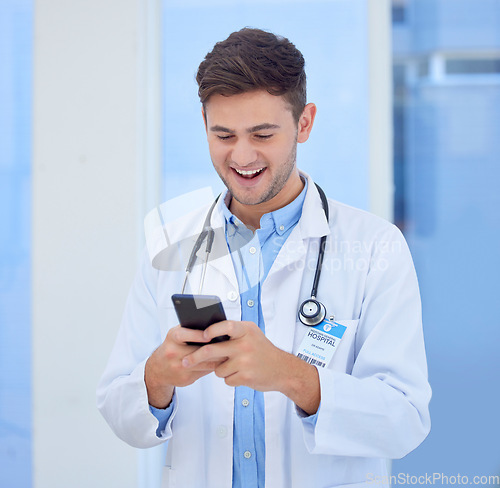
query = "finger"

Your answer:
(195, 358), (229, 372)
(223, 372), (243, 388)
(169, 325), (210, 345)
(214, 367), (246, 388)
(182, 342), (231, 368)
(202, 320), (247, 342)
(213, 358), (237, 380)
